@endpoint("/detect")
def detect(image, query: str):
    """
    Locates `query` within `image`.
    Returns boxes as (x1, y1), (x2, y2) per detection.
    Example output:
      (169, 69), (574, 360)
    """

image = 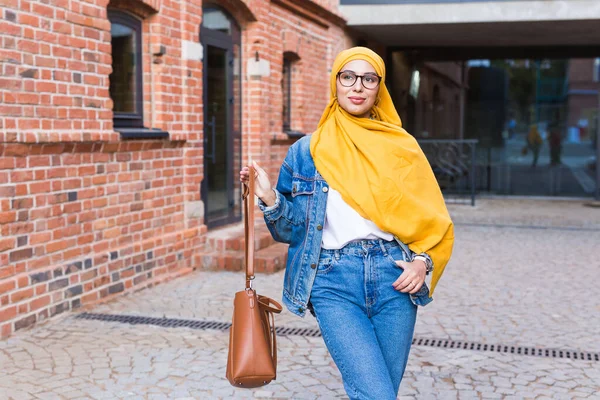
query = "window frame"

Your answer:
(108, 9), (144, 129)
